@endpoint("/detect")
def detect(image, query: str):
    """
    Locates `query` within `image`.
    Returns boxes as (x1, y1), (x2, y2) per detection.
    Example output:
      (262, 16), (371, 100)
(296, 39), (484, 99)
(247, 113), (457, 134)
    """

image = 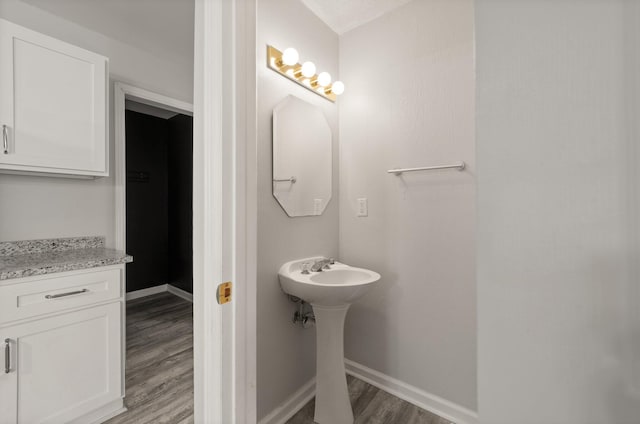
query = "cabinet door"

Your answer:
(0, 302), (122, 424)
(0, 19), (108, 176)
